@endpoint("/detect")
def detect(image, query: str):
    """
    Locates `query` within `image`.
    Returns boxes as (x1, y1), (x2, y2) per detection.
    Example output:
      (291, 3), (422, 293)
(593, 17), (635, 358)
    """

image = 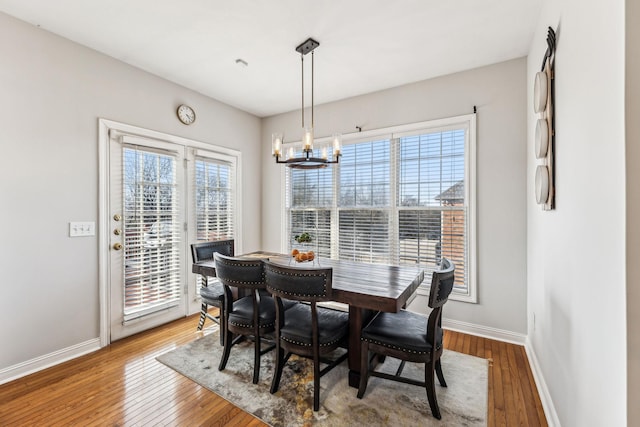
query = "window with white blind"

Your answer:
(284, 114), (476, 302)
(287, 164), (333, 258)
(338, 139), (391, 263)
(191, 151), (237, 296)
(193, 156), (235, 242)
